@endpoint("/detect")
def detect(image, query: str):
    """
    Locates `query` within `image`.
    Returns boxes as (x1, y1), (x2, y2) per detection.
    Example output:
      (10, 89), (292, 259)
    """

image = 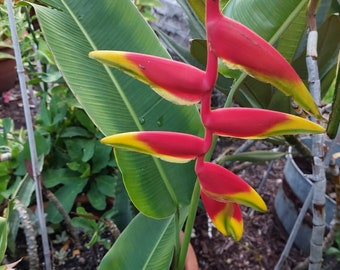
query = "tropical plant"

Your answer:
(29, 0), (329, 269)
(1, 3), (127, 268)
